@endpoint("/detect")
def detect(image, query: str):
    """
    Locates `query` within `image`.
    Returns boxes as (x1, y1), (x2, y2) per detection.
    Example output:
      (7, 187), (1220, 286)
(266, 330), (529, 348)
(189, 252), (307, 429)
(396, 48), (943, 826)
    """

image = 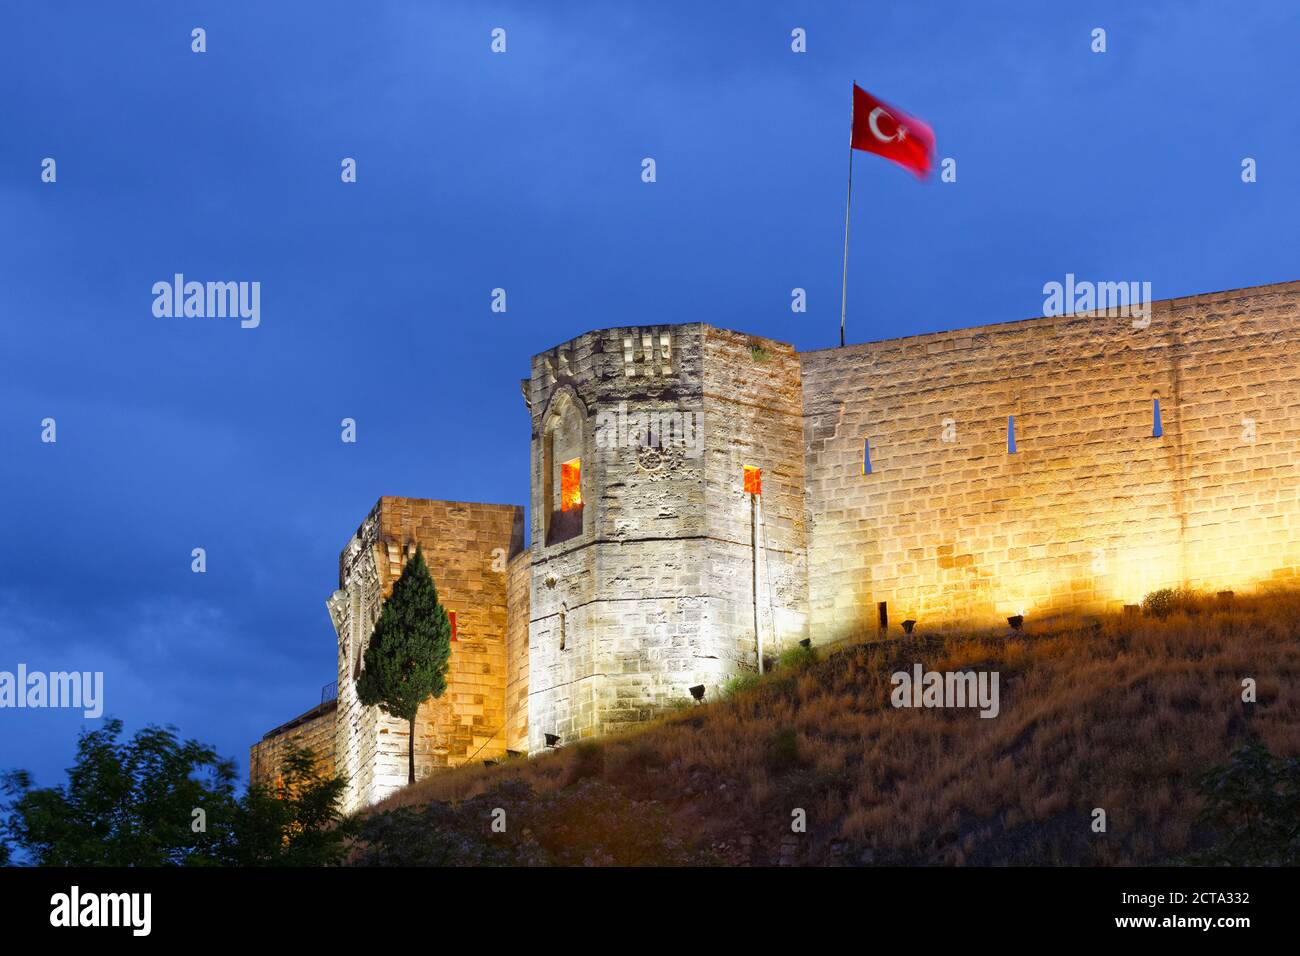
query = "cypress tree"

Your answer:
(355, 545), (451, 785)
